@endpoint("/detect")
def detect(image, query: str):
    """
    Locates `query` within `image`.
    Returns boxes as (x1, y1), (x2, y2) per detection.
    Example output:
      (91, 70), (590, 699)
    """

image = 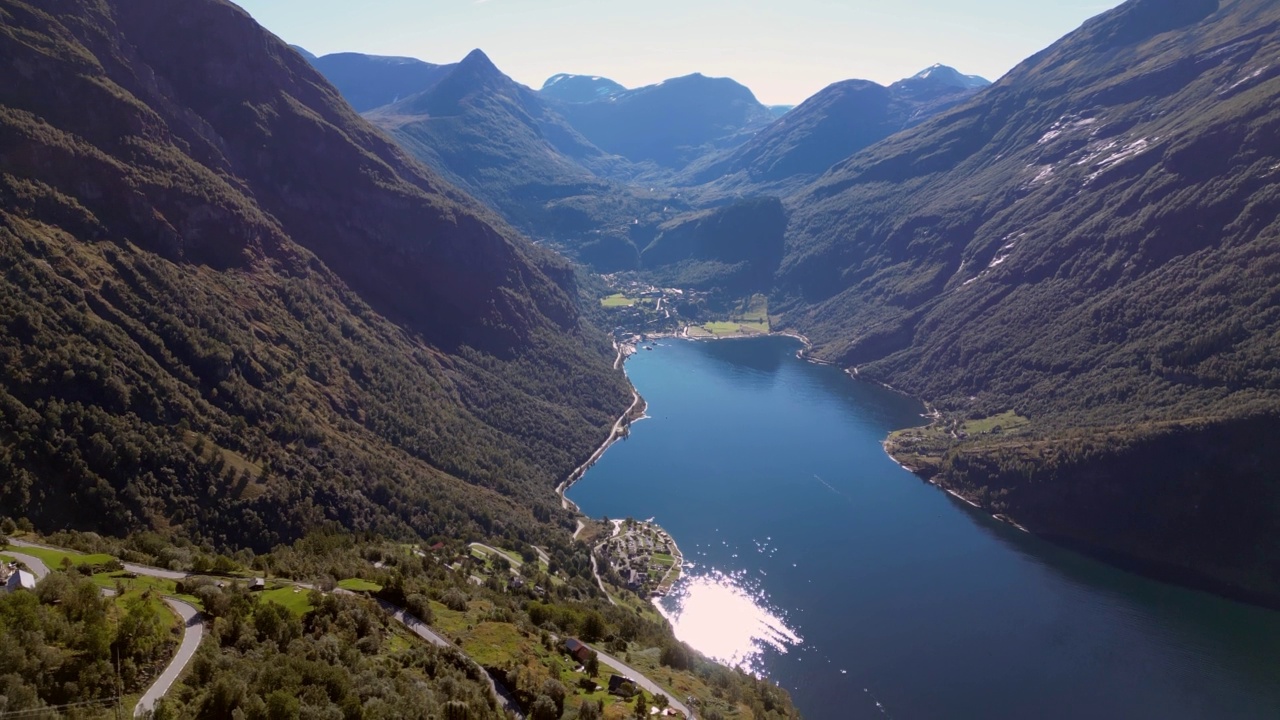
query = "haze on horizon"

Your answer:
(231, 0), (1125, 106)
